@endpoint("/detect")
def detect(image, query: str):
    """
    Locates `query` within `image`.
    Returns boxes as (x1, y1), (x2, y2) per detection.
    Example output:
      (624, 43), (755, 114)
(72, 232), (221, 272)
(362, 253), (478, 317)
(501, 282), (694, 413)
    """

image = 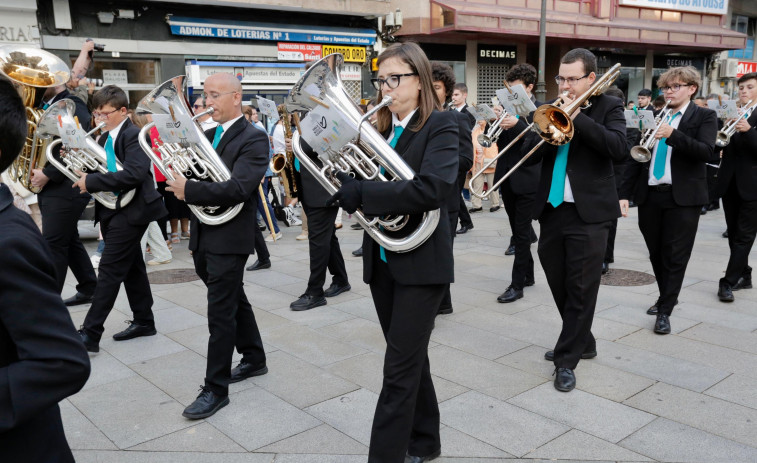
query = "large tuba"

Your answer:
(136, 76), (243, 225)
(37, 99), (135, 209)
(286, 53), (439, 253)
(0, 45), (70, 194)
